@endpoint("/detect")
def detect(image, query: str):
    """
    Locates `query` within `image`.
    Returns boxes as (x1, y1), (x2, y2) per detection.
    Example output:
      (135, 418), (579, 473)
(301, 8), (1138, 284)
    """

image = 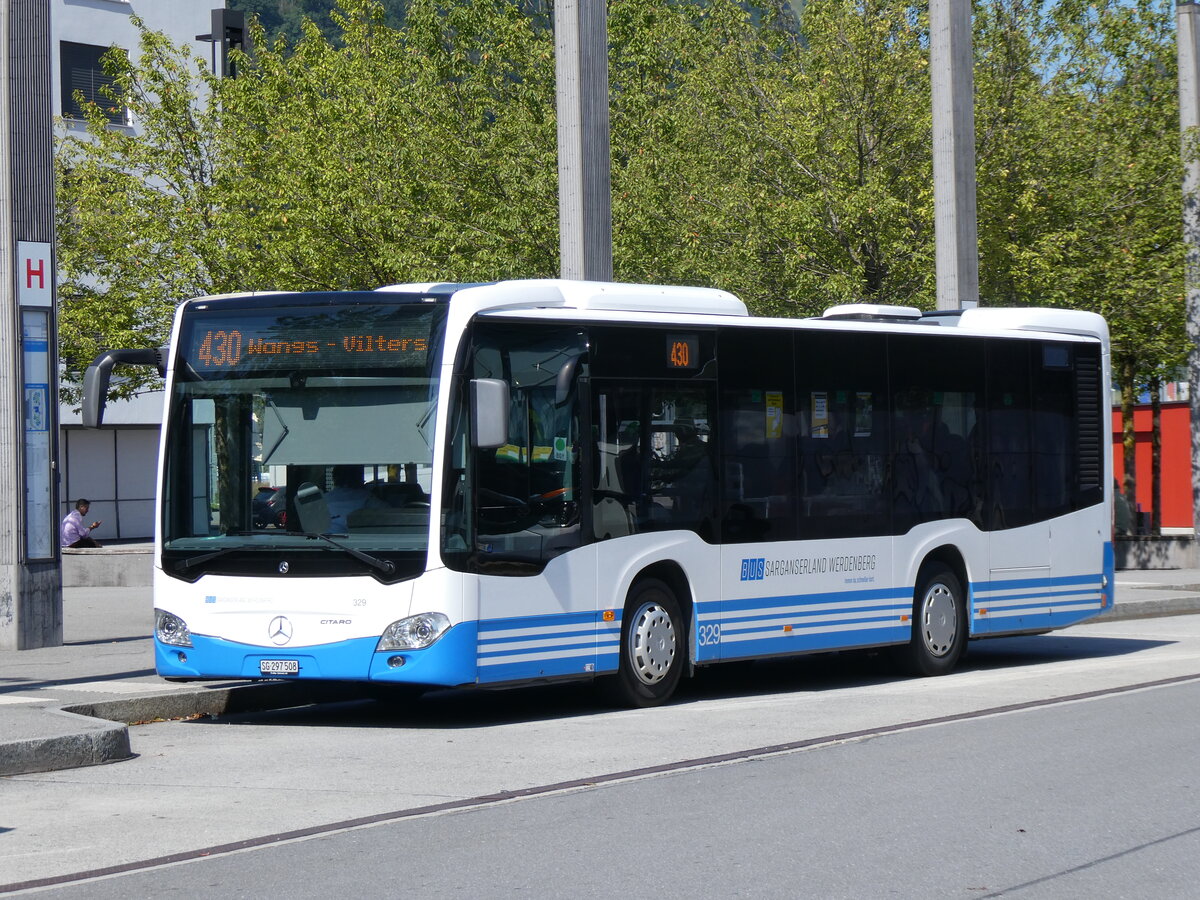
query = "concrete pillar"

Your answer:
(1178, 2), (1200, 536)
(930, 0), (980, 310)
(555, 0), (613, 281)
(0, 0), (63, 650)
